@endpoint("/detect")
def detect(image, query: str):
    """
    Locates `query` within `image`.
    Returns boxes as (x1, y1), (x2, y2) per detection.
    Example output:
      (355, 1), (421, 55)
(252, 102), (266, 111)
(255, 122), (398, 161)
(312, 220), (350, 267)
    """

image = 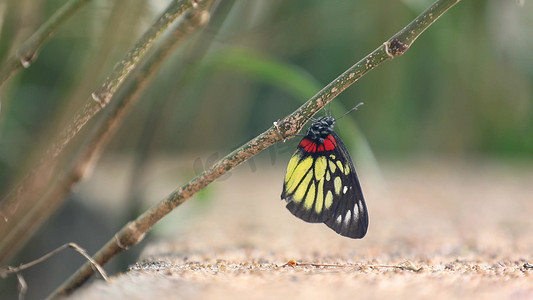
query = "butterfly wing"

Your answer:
(322, 132), (368, 238)
(281, 147), (332, 223)
(281, 132), (368, 239)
